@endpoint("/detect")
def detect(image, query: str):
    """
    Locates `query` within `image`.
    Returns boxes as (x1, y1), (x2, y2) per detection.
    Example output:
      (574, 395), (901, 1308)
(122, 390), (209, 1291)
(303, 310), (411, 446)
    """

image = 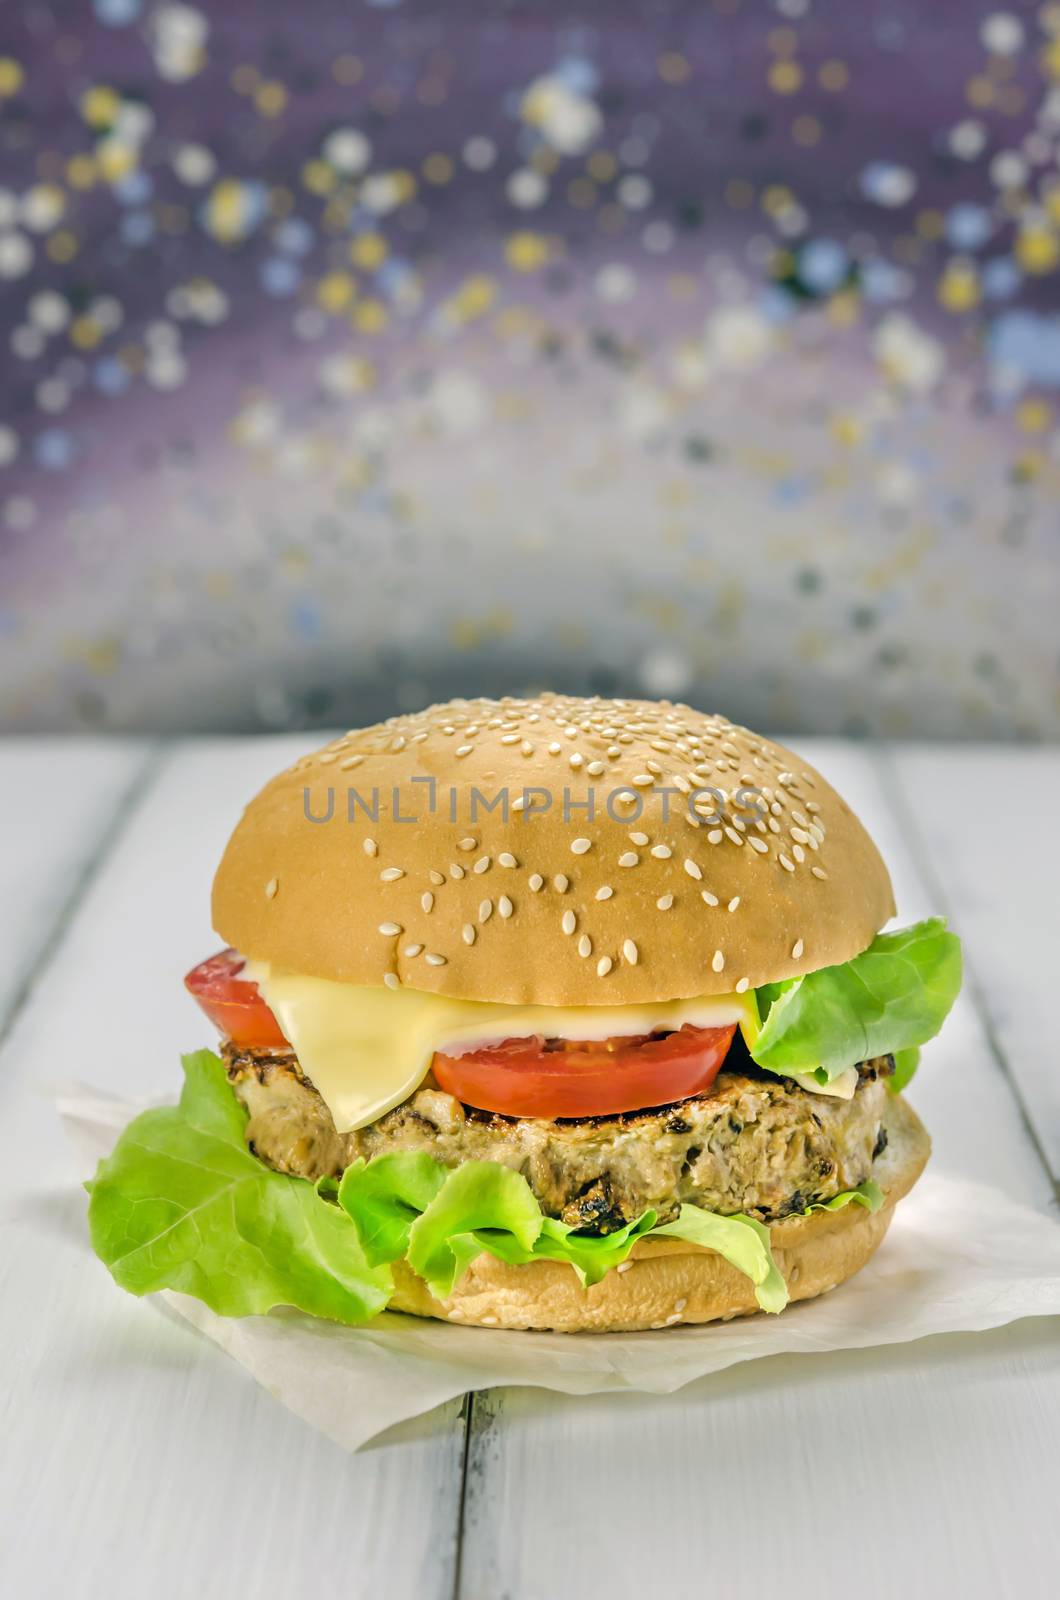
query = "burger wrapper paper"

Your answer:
(58, 1086), (1060, 1453)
